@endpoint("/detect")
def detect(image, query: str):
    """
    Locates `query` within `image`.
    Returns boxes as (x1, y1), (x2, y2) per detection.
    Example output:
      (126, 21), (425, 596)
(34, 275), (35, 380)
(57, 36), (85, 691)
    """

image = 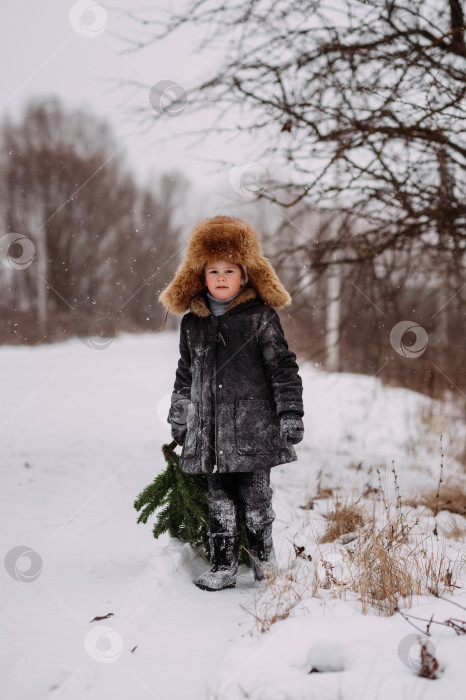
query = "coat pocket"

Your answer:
(234, 399), (281, 455)
(181, 401), (199, 458)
